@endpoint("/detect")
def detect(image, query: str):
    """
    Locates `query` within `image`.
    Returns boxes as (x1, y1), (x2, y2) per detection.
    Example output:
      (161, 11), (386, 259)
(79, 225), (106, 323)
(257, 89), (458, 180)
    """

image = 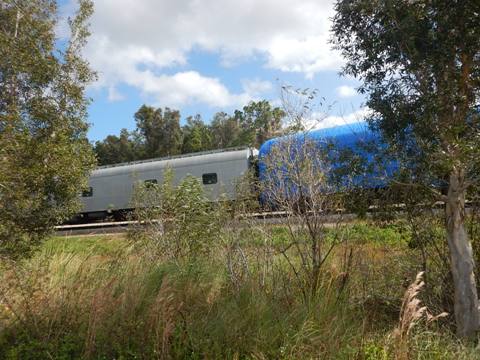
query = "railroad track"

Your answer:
(55, 213), (288, 236)
(56, 202), (479, 236)
(55, 221), (133, 236)
(55, 211), (361, 236)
